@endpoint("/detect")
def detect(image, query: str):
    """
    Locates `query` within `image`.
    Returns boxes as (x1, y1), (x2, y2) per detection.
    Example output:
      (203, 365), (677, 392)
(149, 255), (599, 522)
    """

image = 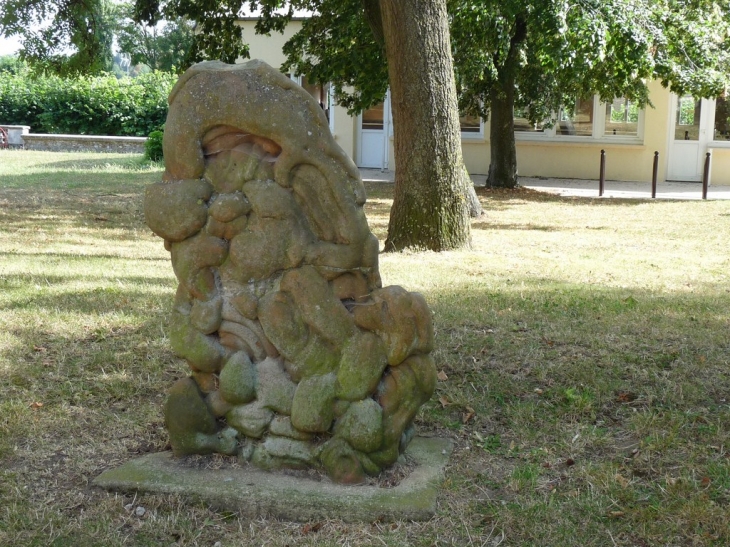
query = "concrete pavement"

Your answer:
(358, 168), (730, 200)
